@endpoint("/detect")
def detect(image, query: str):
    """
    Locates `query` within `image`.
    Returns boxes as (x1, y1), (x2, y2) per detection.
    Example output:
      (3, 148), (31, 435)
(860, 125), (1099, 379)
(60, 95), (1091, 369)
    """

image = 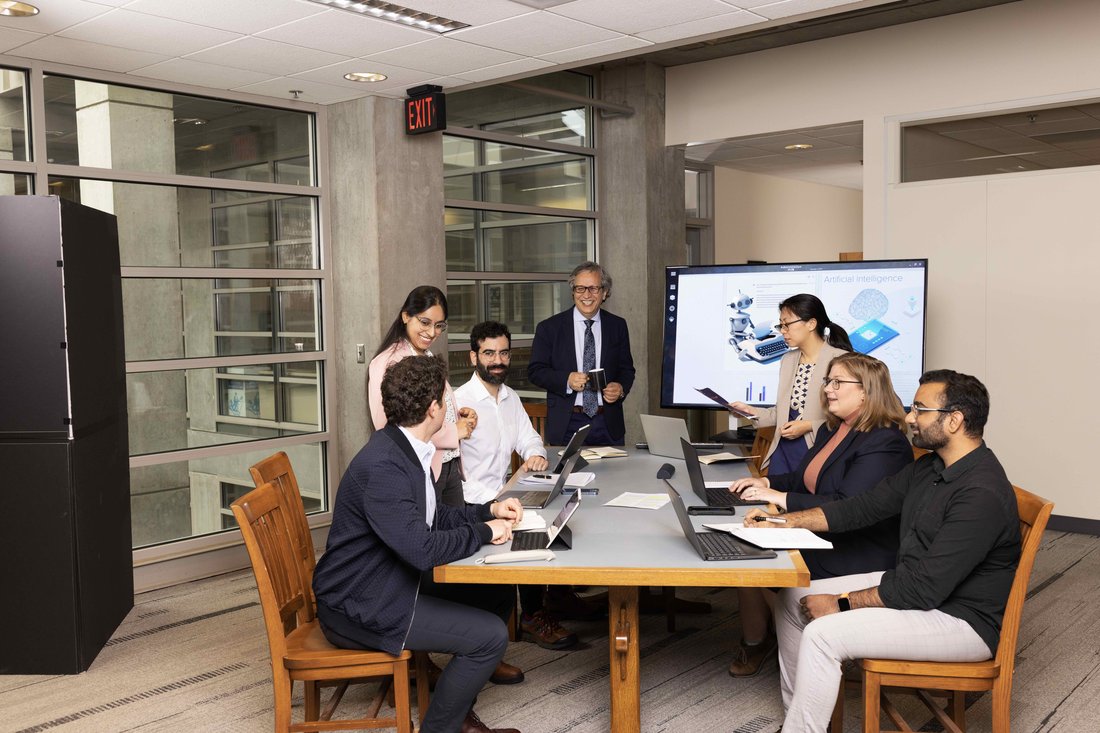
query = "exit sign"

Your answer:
(405, 86), (446, 135)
